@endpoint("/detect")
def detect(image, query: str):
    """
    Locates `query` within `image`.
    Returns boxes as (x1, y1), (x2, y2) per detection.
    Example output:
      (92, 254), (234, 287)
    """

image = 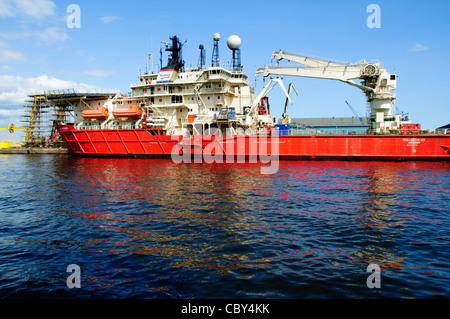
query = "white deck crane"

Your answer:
(246, 77), (292, 127)
(282, 83), (298, 125)
(255, 50), (407, 132)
